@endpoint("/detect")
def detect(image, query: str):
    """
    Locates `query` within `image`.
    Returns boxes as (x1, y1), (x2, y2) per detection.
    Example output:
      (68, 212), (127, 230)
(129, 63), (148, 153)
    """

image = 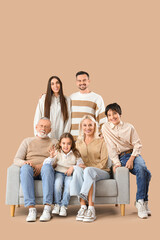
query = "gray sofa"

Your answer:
(6, 164), (130, 217)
